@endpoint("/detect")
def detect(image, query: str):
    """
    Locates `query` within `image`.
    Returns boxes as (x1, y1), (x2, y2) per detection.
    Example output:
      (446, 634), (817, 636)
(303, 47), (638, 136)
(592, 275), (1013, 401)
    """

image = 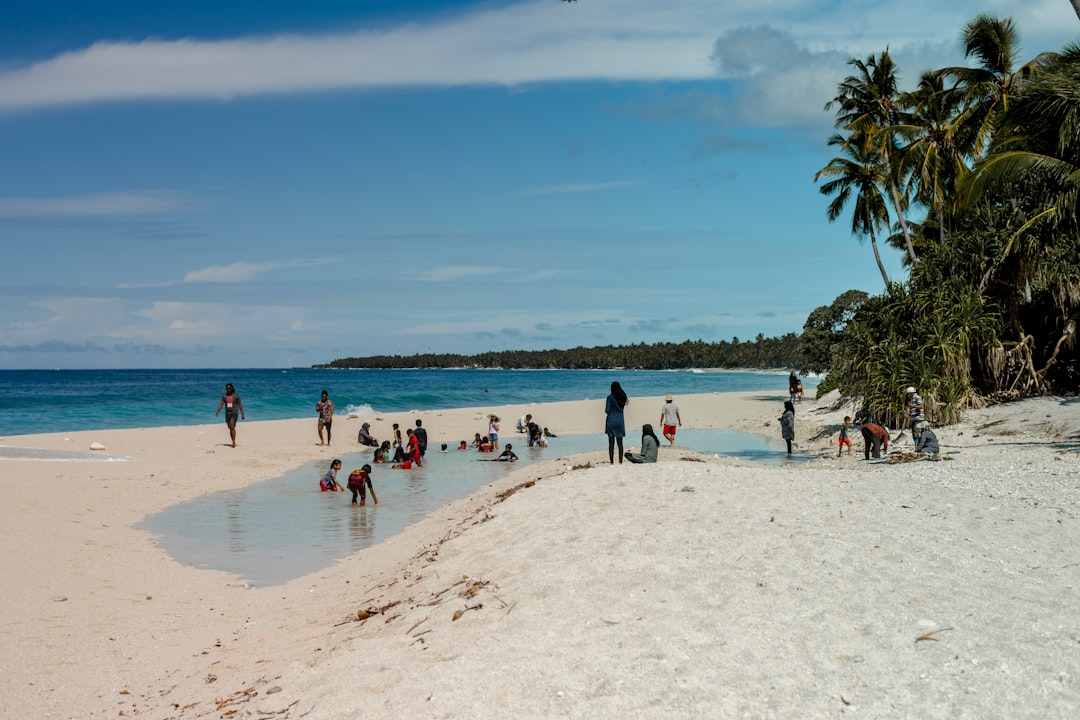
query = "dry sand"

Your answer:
(2, 390), (1079, 719)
